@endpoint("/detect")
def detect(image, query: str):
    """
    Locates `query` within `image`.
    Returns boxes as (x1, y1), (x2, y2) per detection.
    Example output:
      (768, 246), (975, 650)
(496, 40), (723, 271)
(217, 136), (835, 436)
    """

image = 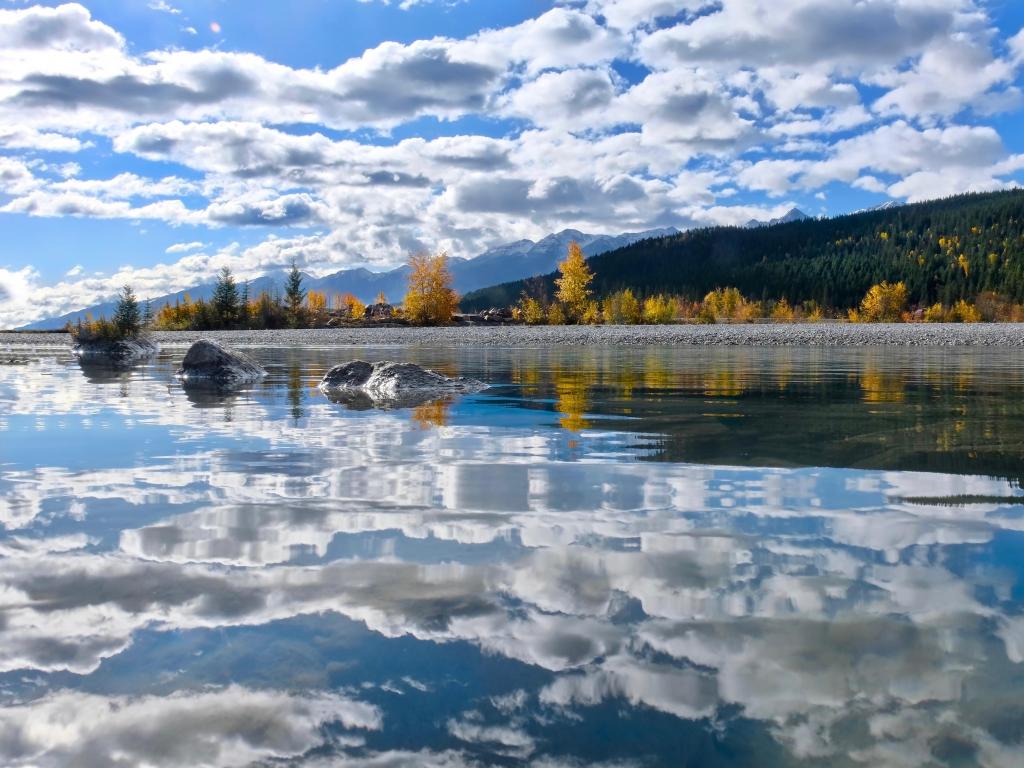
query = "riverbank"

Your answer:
(3, 323), (1024, 348)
